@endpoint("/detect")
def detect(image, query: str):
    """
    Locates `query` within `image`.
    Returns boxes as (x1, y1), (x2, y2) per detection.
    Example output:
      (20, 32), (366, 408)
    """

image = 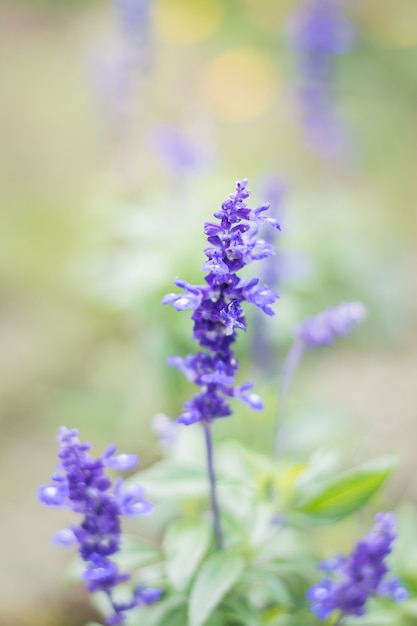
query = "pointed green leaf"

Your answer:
(189, 552), (245, 626)
(295, 455), (395, 522)
(163, 518), (211, 591)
